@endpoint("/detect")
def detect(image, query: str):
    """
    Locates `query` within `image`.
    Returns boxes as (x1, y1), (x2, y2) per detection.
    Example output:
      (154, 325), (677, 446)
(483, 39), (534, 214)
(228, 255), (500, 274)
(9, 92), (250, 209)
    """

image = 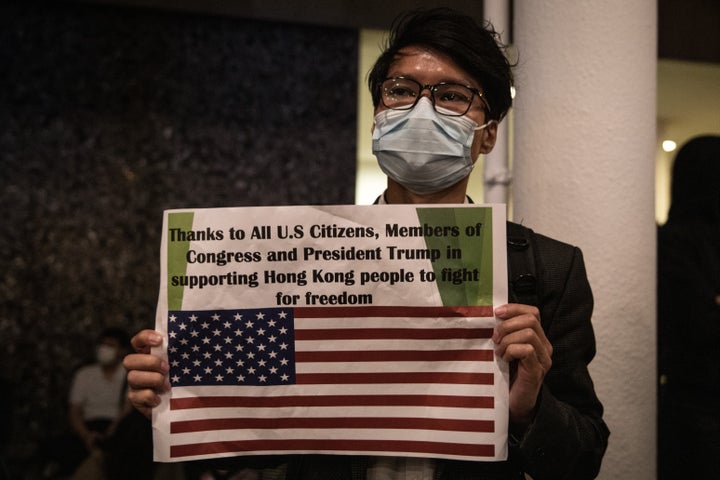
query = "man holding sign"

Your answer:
(125, 7), (608, 480)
